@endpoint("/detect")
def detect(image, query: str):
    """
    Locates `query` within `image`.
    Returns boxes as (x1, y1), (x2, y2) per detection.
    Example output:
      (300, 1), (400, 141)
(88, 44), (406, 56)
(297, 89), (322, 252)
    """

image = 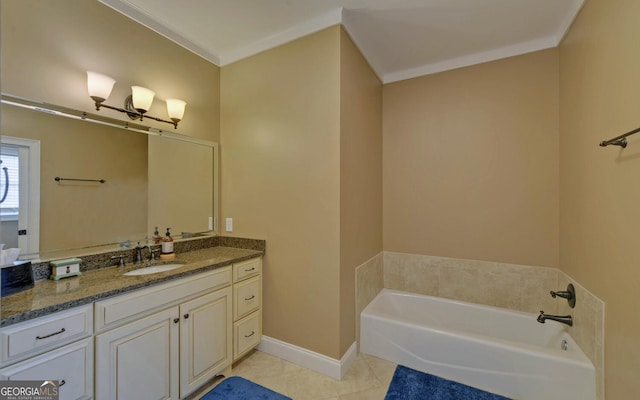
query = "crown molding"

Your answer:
(382, 36), (557, 84)
(219, 8), (343, 66)
(98, 0), (221, 65)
